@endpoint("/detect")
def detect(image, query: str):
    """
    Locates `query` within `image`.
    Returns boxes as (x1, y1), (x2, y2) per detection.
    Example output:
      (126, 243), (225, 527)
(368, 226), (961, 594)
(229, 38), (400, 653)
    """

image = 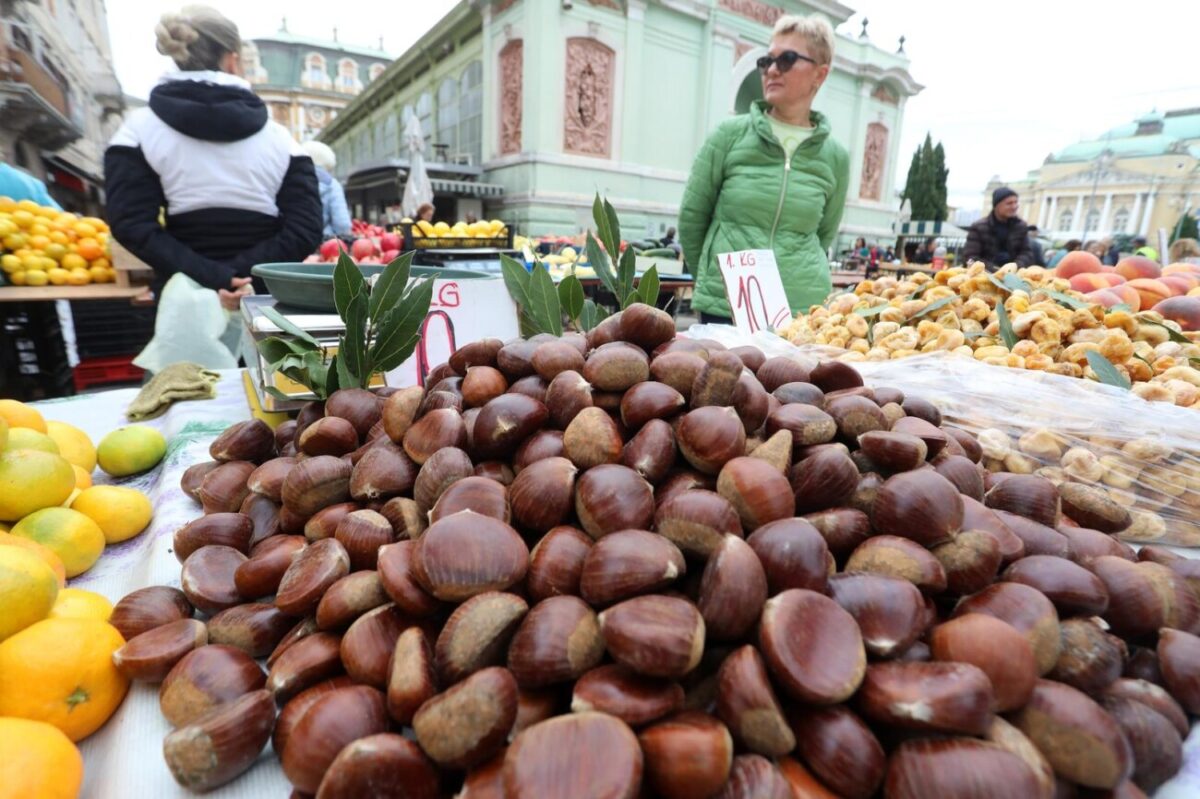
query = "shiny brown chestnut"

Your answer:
(715, 645), (794, 757)
(653, 489), (743, 559)
(929, 613), (1038, 712)
(527, 526), (592, 602)
(159, 644), (265, 727)
(622, 418), (677, 484)
(789, 704), (884, 799)
(746, 517), (830, 595)
(574, 463), (655, 539)
(414, 512), (529, 601)
(677, 406), (746, 475)
(571, 664), (684, 726)
(759, 589), (865, 704)
(872, 469), (964, 548)
(844, 535), (948, 593)
(638, 711), (735, 799)
(827, 573), (925, 659)
(563, 407), (623, 470)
